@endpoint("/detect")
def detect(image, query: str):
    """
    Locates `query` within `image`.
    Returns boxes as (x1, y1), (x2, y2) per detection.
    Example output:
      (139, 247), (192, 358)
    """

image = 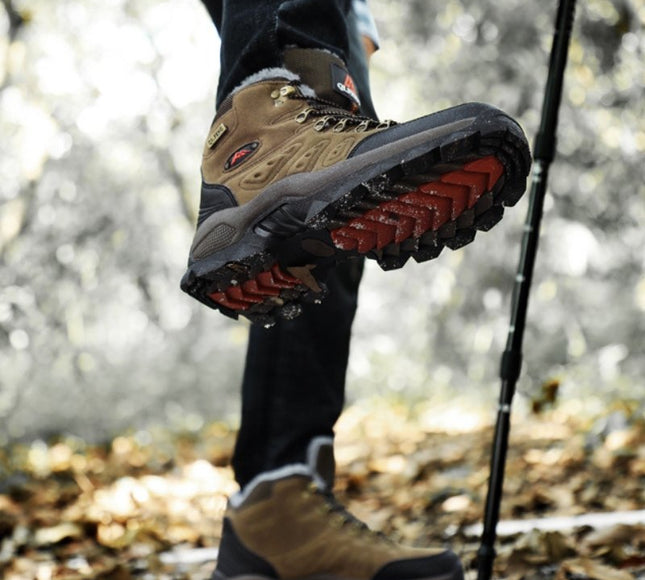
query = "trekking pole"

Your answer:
(476, 1), (577, 578)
